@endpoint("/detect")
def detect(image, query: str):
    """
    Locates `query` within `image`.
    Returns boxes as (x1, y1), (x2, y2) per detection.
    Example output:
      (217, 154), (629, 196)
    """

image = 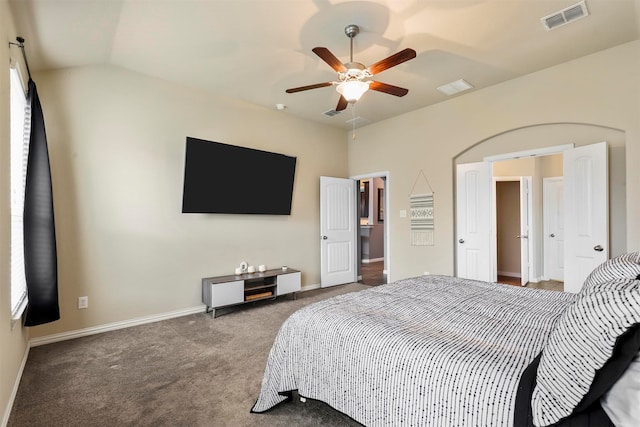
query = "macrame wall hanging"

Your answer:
(409, 170), (435, 246)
